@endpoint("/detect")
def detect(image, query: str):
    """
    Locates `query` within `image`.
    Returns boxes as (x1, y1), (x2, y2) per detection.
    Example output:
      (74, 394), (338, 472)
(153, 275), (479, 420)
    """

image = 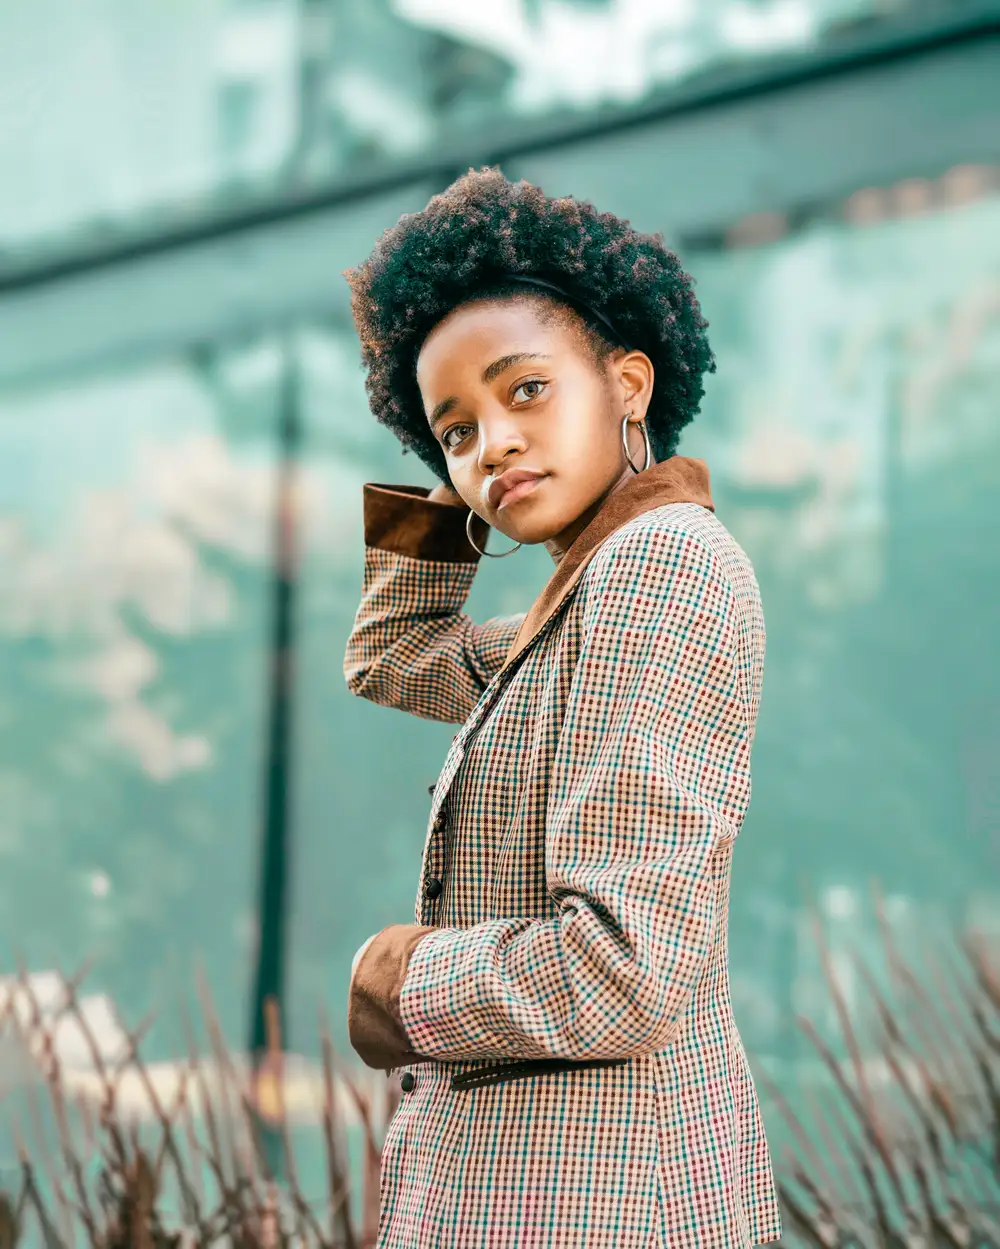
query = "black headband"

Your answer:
(498, 273), (633, 351)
